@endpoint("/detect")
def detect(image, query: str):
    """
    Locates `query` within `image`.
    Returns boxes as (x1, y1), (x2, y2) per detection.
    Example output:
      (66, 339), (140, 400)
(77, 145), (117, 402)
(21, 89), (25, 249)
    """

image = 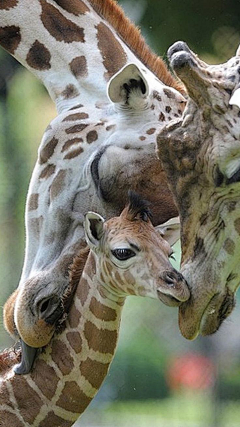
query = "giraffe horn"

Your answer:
(14, 340), (38, 375)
